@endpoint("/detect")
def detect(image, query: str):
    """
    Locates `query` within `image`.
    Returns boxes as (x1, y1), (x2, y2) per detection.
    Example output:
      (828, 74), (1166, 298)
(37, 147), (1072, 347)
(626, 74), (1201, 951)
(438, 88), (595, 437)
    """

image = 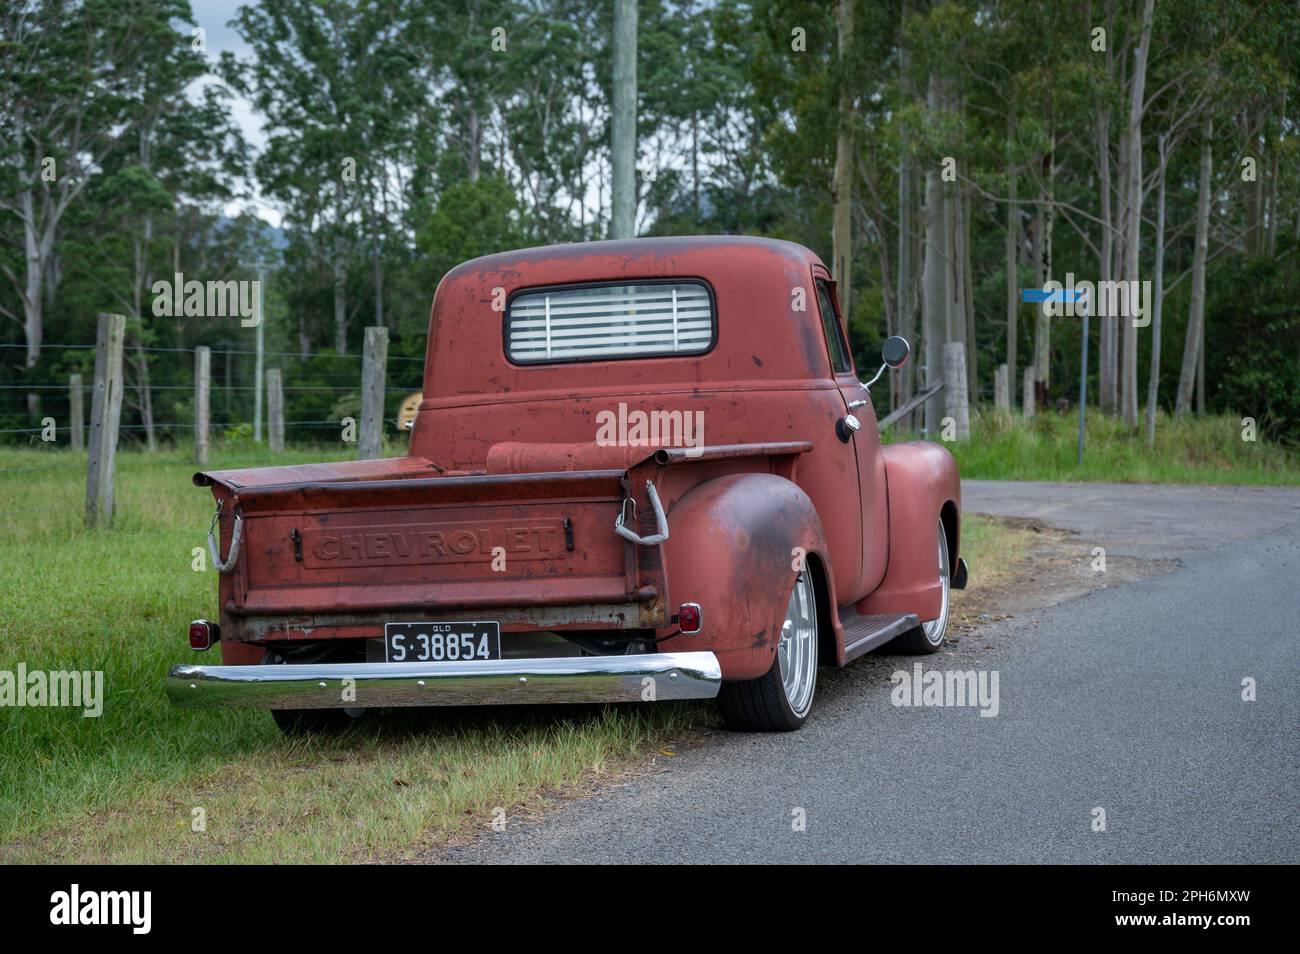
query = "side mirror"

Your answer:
(882, 335), (910, 369)
(862, 336), (912, 391)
